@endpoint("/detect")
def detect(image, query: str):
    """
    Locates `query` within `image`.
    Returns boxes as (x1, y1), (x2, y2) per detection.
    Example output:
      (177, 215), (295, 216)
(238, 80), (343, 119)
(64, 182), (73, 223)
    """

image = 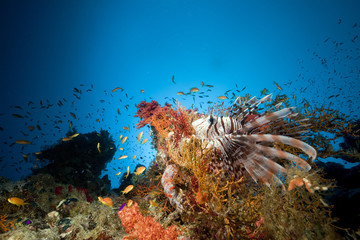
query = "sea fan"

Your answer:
(192, 93), (317, 189)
